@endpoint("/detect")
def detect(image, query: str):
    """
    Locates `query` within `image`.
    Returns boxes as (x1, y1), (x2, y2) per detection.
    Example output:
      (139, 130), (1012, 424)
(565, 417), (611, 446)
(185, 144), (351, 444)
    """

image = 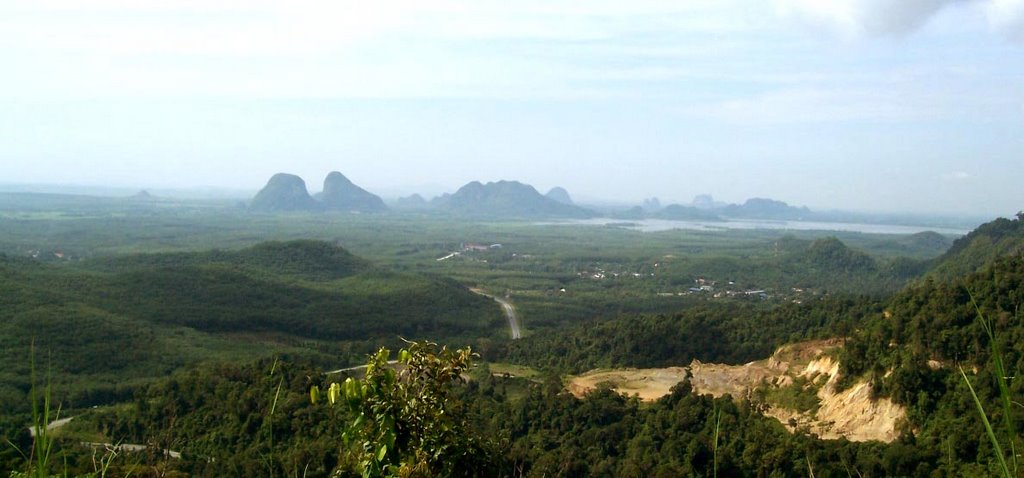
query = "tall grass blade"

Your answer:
(264, 358), (284, 478)
(28, 342), (60, 478)
(961, 365), (1013, 478)
(968, 290), (1019, 475)
(712, 407), (721, 478)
